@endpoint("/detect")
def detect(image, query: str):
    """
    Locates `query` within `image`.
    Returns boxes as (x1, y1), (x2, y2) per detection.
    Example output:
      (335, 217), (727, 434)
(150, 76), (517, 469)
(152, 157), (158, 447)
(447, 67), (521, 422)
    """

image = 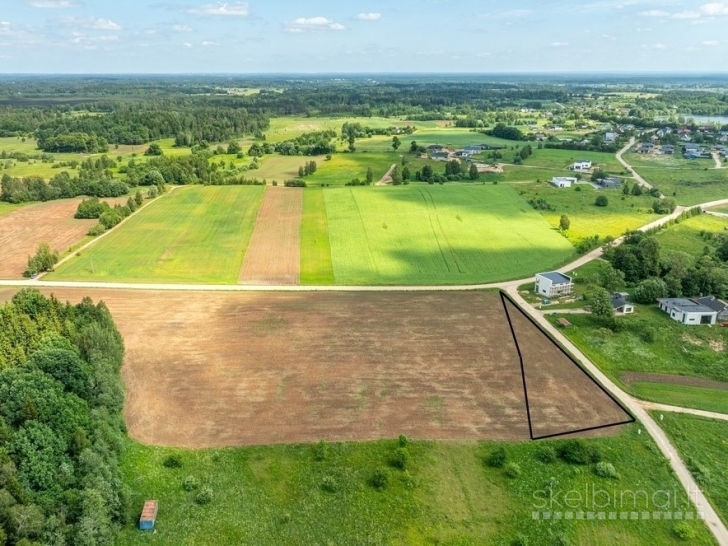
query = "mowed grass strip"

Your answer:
(48, 186), (264, 284)
(300, 188), (334, 284)
(324, 185), (575, 285)
(633, 382), (728, 414)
